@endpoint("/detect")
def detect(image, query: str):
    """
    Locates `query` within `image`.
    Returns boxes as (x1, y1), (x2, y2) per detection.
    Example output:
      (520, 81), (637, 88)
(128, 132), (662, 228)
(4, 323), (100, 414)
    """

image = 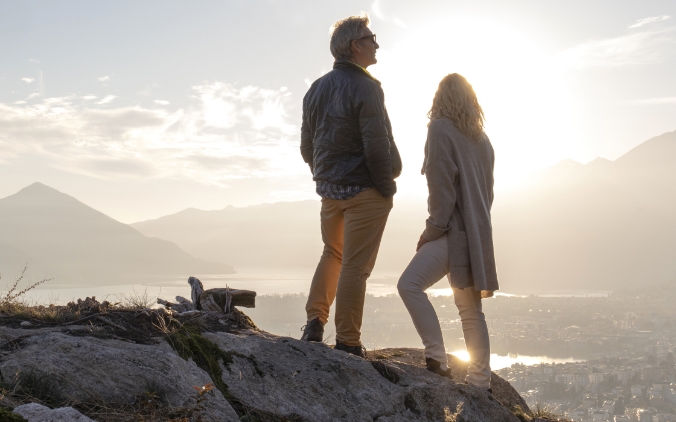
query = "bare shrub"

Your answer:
(1, 264), (52, 304)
